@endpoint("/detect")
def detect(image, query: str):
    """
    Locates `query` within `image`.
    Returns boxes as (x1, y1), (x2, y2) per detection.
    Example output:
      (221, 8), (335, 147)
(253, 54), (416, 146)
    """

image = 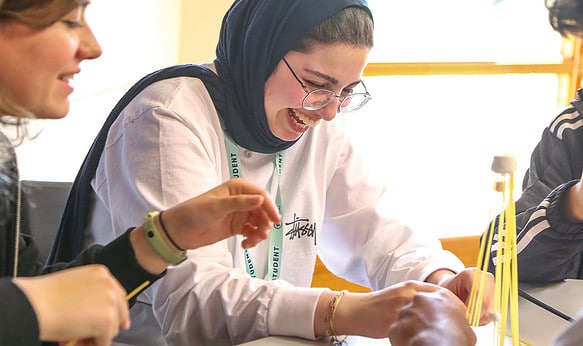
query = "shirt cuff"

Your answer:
(417, 249), (465, 282)
(267, 285), (328, 339)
